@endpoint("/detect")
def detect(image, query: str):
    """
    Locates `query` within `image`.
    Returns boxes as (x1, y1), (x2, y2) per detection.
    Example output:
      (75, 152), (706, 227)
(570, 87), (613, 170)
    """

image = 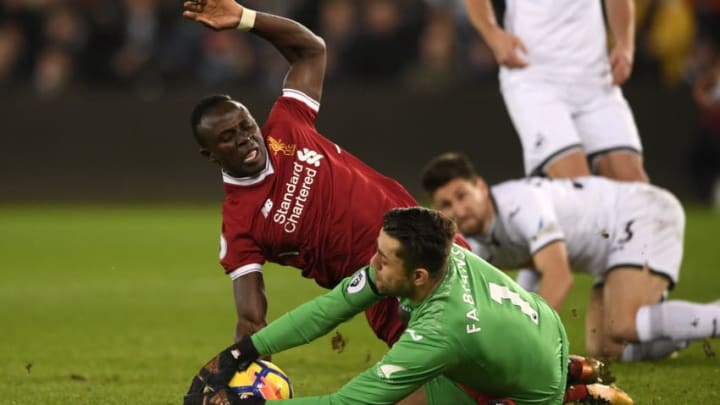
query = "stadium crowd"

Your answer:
(1, 0), (719, 201)
(0, 0), (717, 93)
